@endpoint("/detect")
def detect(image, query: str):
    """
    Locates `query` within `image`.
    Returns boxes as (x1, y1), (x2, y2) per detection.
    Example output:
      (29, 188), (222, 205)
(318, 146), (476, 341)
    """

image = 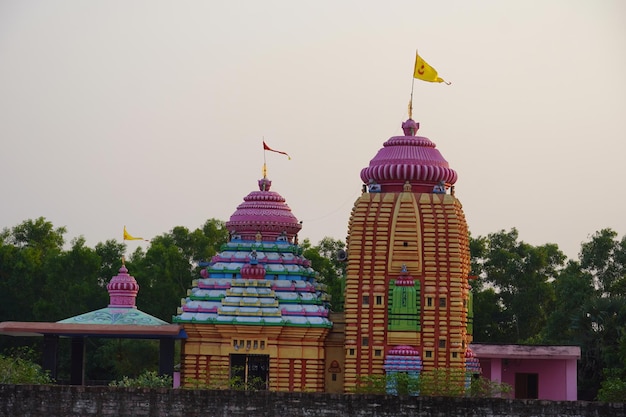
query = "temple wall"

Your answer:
(181, 323), (328, 392)
(343, 190), (471, 392)
(1, 385), (622, 417)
